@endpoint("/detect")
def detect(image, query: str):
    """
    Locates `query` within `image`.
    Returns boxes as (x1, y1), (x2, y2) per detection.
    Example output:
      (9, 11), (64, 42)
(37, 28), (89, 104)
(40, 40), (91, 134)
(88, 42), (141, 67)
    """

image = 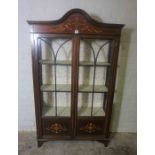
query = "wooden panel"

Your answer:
(42, 117), (71, 136)
(77, 117), (105, 136)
